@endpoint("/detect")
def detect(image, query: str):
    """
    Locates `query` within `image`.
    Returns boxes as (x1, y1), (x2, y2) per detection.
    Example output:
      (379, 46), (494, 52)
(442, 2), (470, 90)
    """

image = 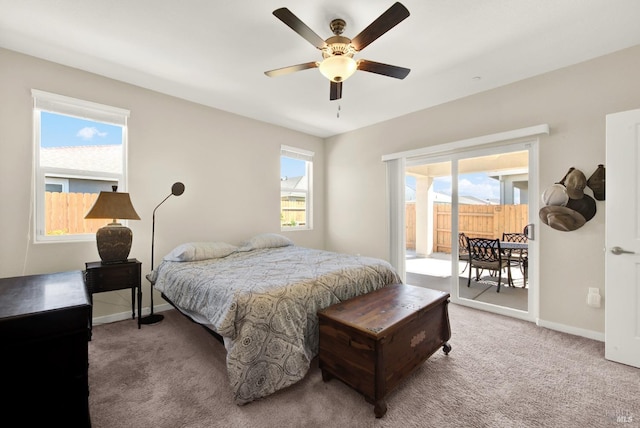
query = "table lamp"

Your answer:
(85, 186), (140, 264)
